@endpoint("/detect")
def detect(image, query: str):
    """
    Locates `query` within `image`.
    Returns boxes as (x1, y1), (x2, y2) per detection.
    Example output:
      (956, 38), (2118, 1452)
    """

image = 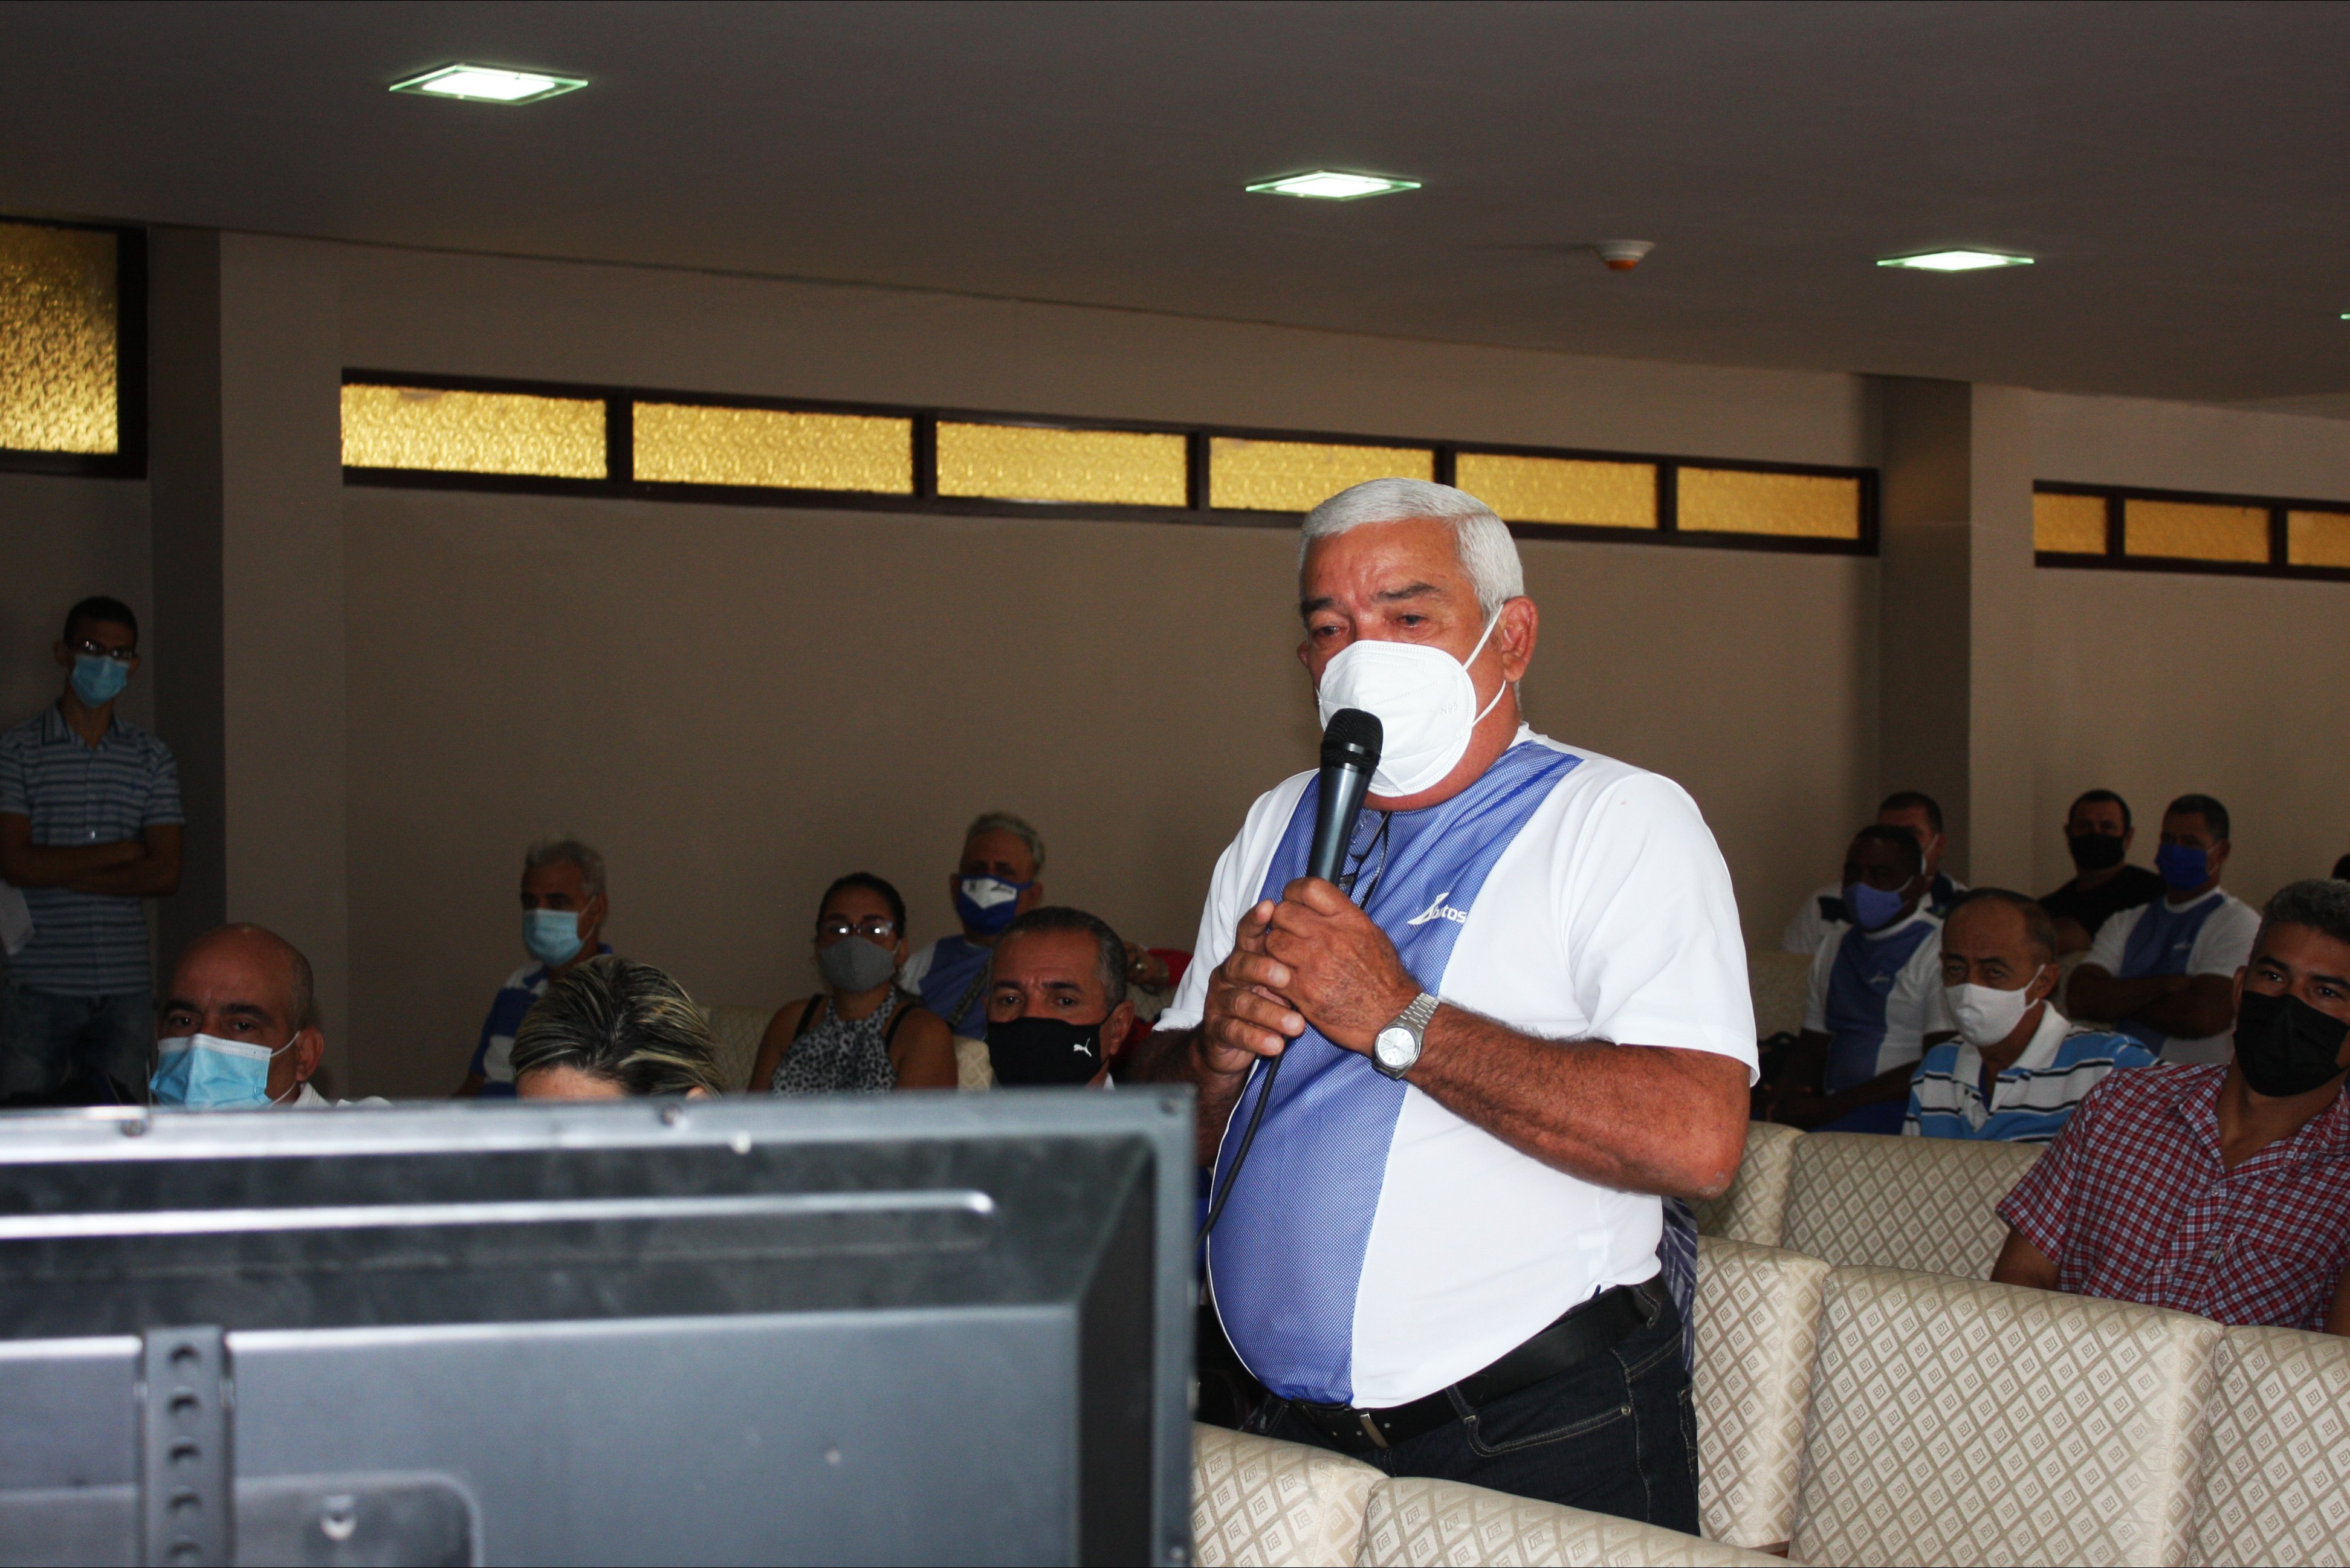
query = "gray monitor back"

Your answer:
(0, 1089), (1195, 1566)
